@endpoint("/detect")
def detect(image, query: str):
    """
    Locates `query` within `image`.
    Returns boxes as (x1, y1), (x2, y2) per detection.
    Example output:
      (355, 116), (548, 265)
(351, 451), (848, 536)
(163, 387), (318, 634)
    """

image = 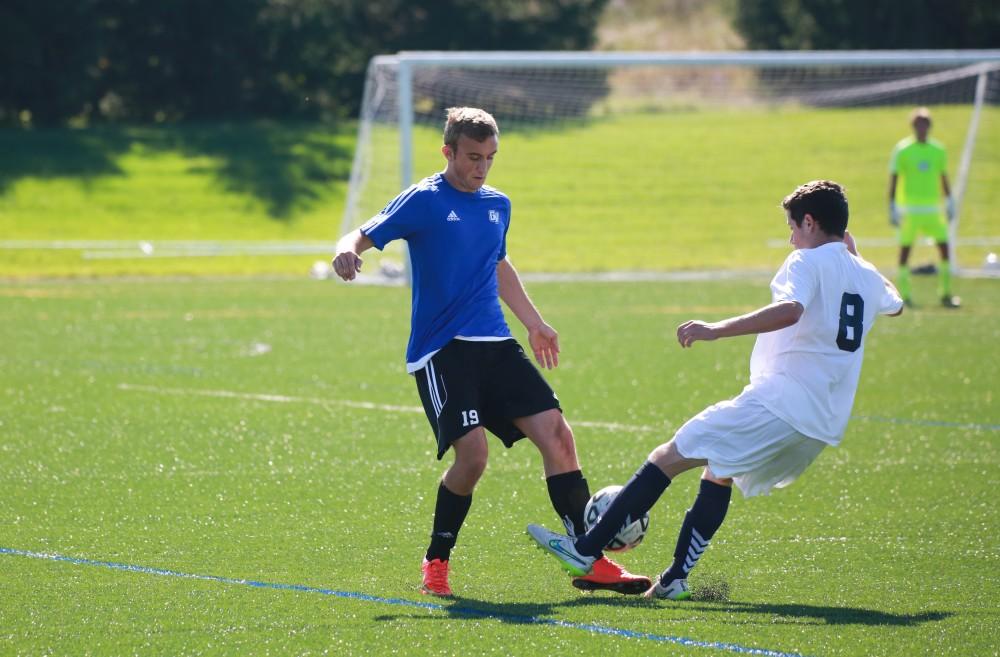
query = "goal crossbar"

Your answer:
(384, 50), (1000, 69)
(345, 49), (1000, 279)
